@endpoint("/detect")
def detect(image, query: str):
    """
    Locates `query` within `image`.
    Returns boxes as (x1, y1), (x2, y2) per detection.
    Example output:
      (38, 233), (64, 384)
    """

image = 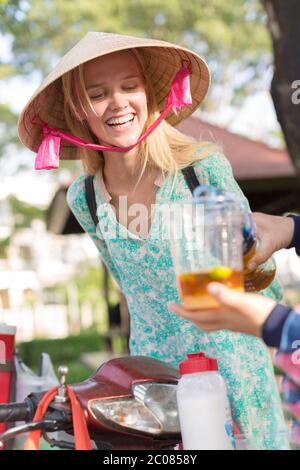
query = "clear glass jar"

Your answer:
(169, 195), (244, 310)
